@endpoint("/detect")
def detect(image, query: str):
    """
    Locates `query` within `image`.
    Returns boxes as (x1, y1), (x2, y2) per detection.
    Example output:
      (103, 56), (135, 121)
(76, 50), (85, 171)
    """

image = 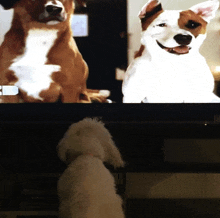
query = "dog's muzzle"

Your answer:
(157, 41), (191, 55)
(39, 3), (66, 24)
(157, 34), (192, 55)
